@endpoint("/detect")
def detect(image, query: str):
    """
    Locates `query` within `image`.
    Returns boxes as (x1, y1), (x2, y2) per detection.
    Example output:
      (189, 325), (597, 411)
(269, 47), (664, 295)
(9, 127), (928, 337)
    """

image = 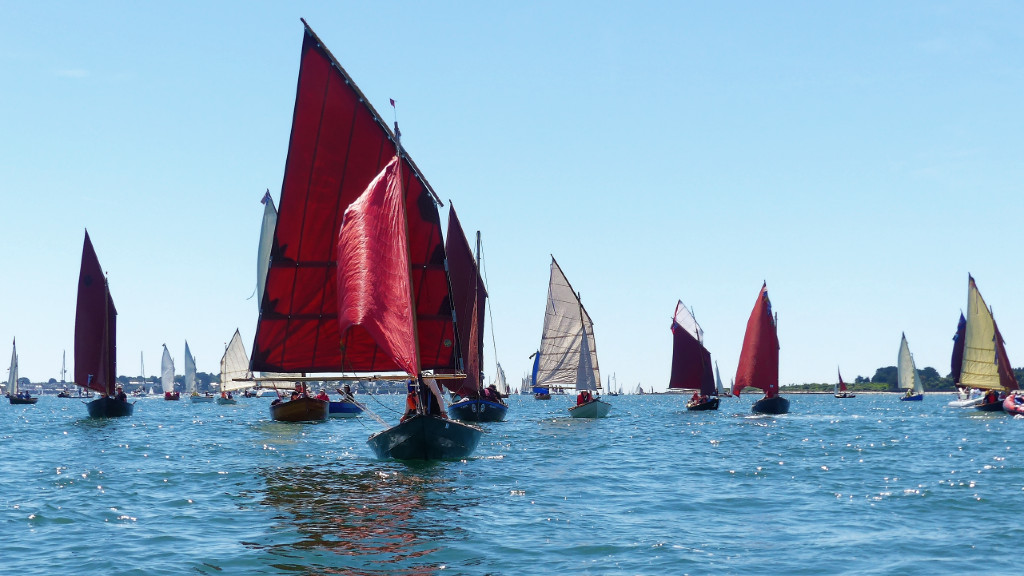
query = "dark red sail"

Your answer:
(442, 205), (487, 398)
(950, 313), (966, 385)
(252, 22), (457, 374)
(838, 368), (847, 392)
(993, 319), (1018, 391)
(733, 283), (779, 397)
(74, 231), (117, 395)
(668, 301), (715, 395)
